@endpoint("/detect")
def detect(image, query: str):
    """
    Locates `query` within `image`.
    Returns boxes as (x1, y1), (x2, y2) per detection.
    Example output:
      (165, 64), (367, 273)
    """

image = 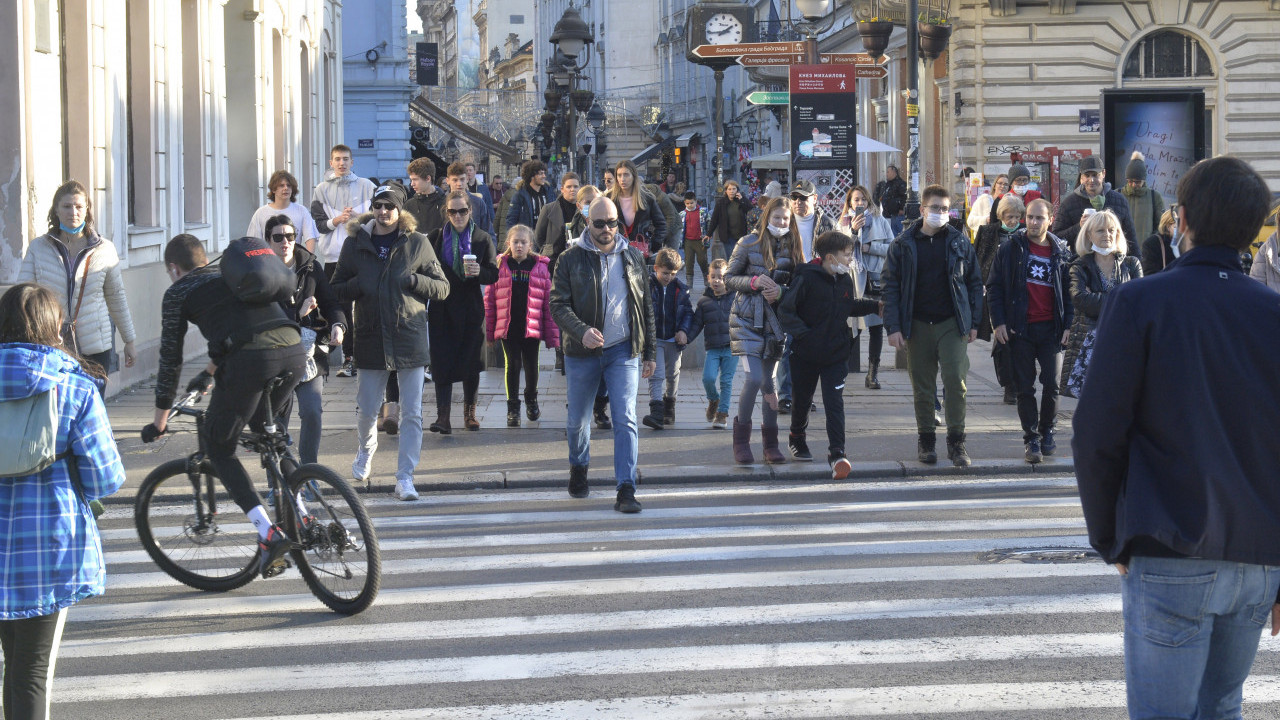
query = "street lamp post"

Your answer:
(904, 0), (921, 222)
(550, 7), (595, 176)
(794, 0), (836, 65)
(587, 101), (606, 183)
